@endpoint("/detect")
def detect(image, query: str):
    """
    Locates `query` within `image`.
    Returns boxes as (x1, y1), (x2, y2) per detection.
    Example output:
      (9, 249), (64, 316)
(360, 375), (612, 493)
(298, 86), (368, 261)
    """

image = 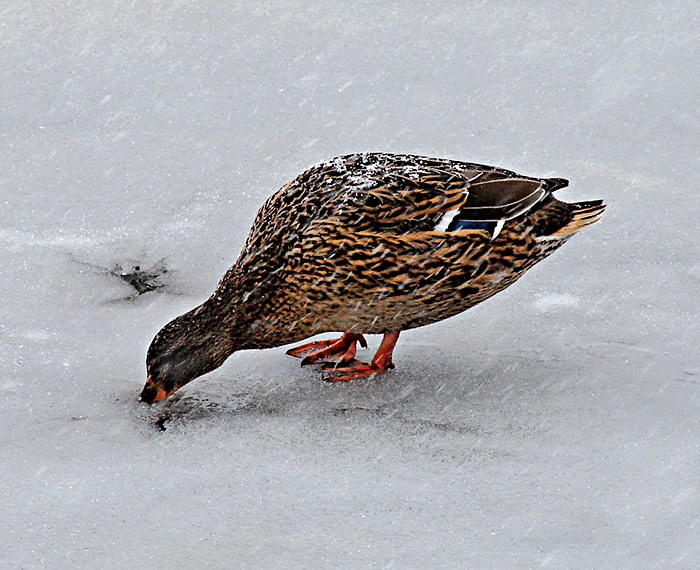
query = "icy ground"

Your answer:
(1, 2), (698, 569)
